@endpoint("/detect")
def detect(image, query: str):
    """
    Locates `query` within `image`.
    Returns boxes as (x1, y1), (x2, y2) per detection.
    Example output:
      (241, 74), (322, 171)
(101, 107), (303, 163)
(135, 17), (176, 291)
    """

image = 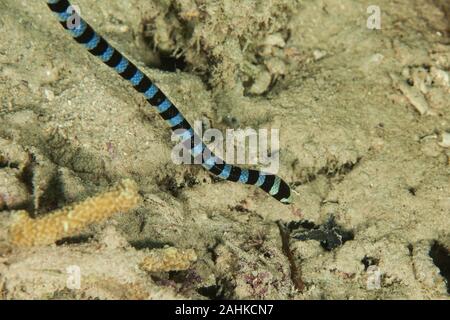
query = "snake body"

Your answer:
(46, 0), (292, 204)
